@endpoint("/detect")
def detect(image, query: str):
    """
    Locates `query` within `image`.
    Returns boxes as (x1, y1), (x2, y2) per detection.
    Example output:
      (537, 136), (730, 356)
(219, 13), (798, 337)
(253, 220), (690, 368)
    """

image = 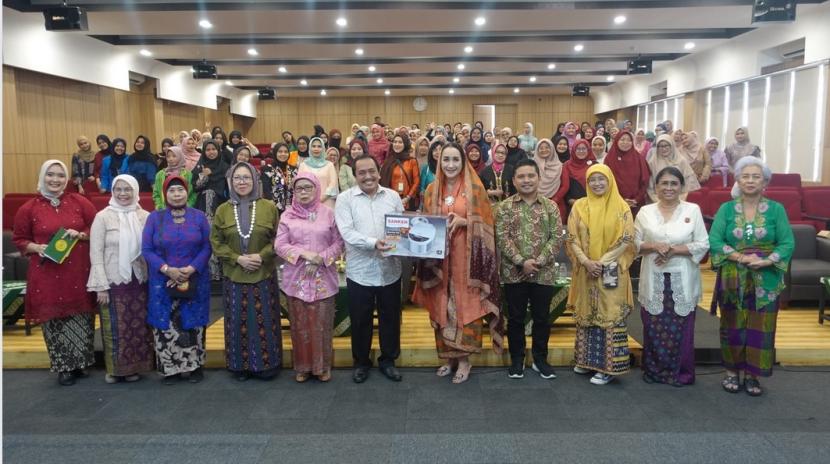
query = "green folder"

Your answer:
(41, 228), (79, 264)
